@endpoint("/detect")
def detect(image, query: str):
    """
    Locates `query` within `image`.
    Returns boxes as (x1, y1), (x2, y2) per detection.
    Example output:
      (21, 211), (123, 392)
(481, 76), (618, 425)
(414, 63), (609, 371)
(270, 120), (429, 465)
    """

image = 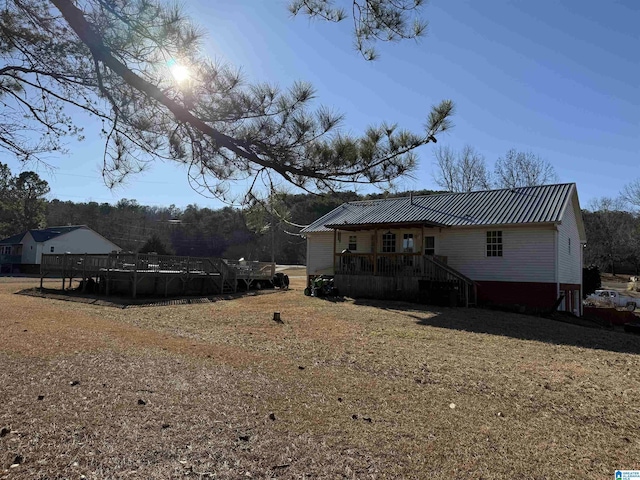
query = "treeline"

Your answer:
(3, 163), (640, 270)
(43, 190), (440, 264)
(45, 193), (640, 272)
(583, 199), (640, 275)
